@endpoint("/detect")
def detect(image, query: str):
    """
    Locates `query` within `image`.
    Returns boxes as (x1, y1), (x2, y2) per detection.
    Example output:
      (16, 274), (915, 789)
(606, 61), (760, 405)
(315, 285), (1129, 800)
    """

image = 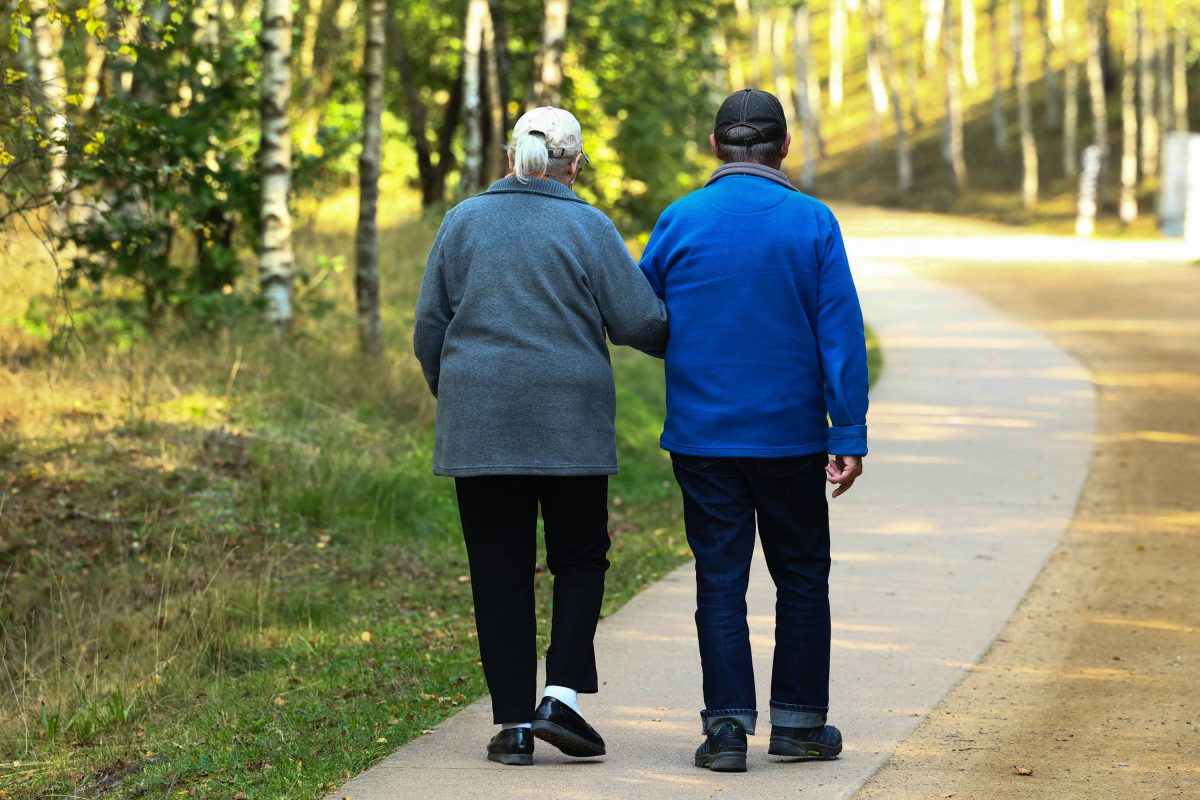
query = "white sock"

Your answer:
(501, 722), (531, 730)
(543, 684), (581, 715)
